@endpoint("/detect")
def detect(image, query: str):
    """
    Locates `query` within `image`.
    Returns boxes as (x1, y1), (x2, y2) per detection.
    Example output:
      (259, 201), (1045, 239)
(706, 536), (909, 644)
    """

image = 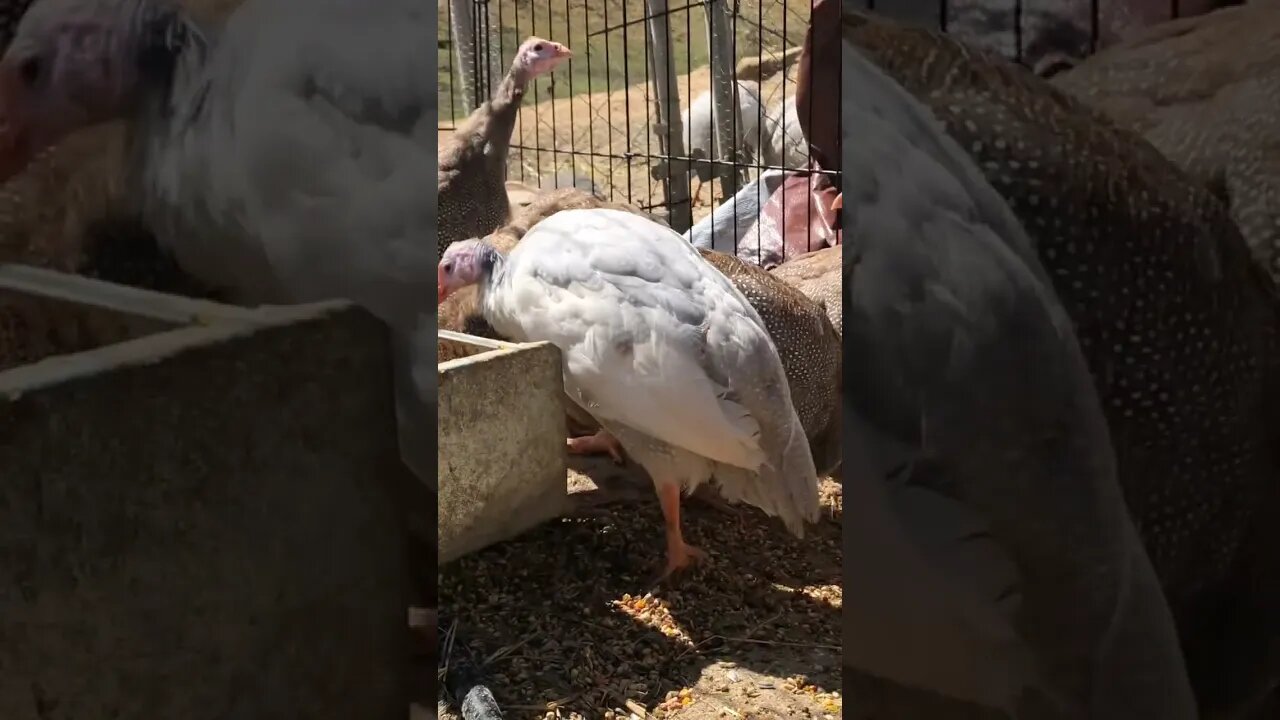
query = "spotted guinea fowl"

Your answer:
(770, 245), (840, 336)
(911, 0), (1227, 77)
(842, 33), (1196, 718)
(438, 187), (842, 476)
(846, 11), (1280, 716)
(438, 36), (571, 255)
(1054, 3), (1280, 284)
(696, 246), (840, 477)
(438, 208), (820, 579)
